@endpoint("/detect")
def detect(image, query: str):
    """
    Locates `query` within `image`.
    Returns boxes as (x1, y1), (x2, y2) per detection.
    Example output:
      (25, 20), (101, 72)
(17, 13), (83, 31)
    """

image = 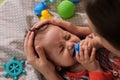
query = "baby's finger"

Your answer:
(76, 52), (80, 60)
(90, 48), (96, 61)
(84, 46), (90, 60)
(82, 41), (89, 49)
(80, 40), (85, 47)
(79, 47), (84, 60)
